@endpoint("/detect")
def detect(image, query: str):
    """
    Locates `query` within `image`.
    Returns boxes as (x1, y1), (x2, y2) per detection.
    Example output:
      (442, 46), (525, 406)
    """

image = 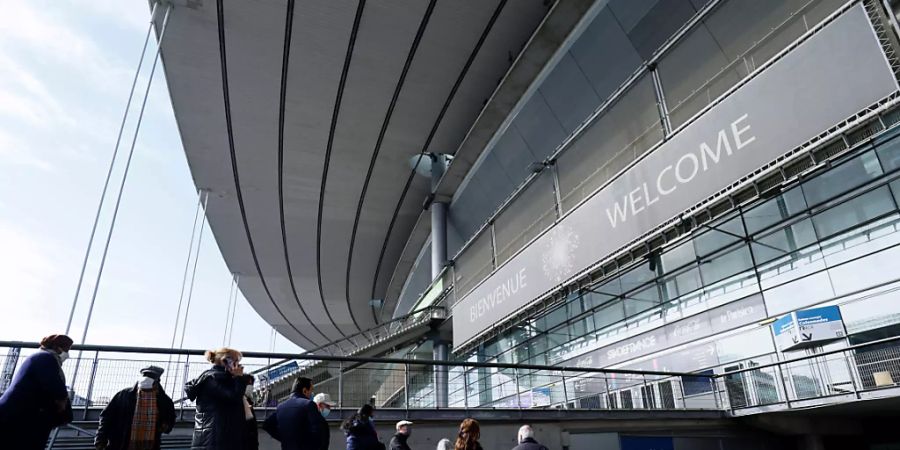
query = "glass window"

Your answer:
(751, 218), (817, 264)
(743, 187), (808, 235)
(583, 289), (617, 310)
(812, 186), (895, 238)
(715, 327), (775, 365)
(820, 214), (900, 267)
(876, 132), (900, 172)
(594, 299), (626, 330)
(802, 151), (884, 207)
(763, 270), (835, 317)
(539, 305), (568, 331)
(619, 264), (657, 293)
(699, 244), (753, 285)
(661, 240), (697, 272)
(693, 216), (745, 257)
(828, 242), (900, 298)
(665, 266), (703, 299)
(841, 282), (900, 334)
